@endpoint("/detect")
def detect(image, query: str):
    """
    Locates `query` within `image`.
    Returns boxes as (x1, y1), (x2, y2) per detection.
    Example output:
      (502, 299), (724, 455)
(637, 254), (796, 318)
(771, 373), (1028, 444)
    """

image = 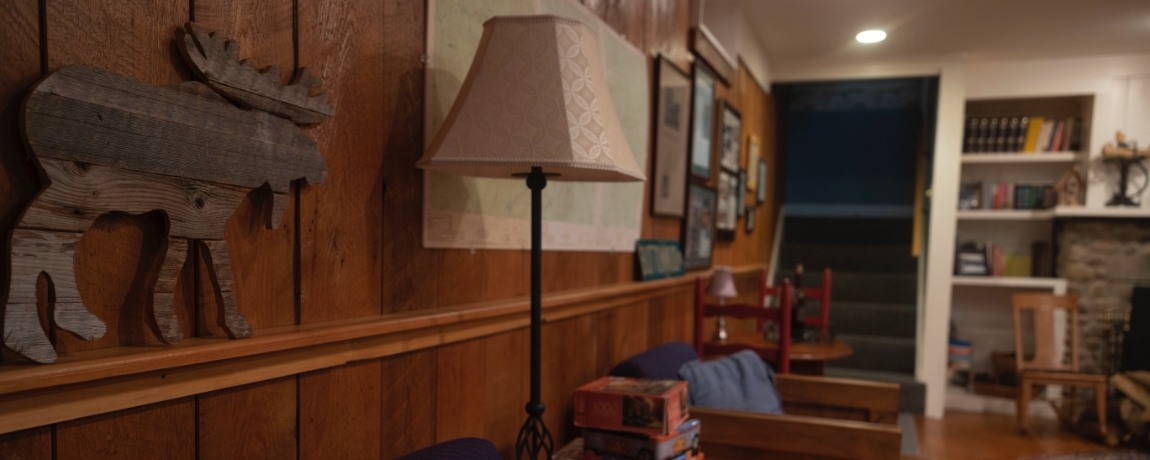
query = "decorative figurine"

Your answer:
(1055, 163), (1086, 206)
(1101, 131), (1149, 207)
